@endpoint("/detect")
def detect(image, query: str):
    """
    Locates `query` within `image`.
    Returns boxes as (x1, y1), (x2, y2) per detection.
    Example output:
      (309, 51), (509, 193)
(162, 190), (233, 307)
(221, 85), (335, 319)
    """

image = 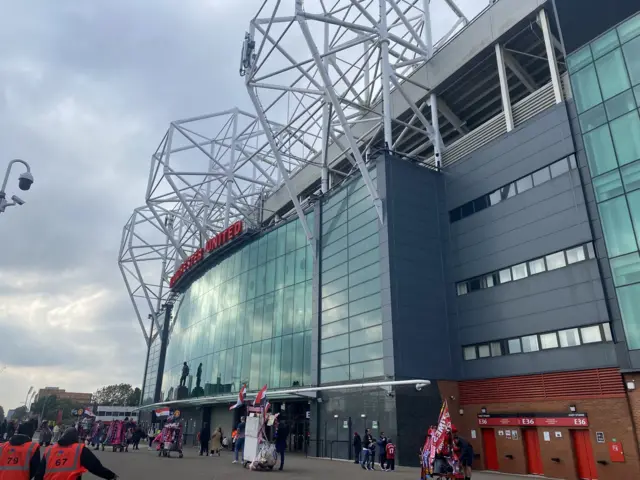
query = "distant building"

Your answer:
(36, 387), (92, 406)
